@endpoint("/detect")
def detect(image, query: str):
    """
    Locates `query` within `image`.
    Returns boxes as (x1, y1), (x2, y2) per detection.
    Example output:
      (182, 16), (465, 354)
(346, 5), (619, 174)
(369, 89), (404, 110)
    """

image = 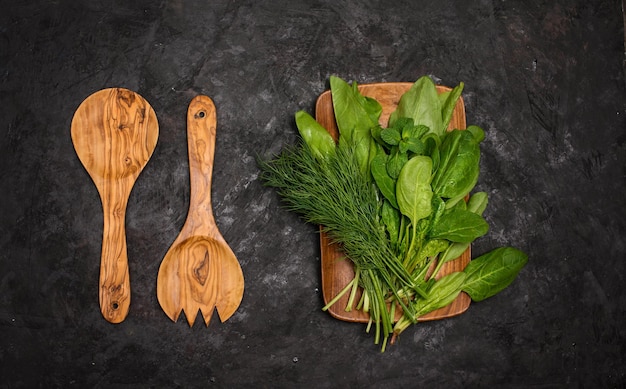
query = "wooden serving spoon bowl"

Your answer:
(157, 95), (244, 326)
(71, 88), (159, 323)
